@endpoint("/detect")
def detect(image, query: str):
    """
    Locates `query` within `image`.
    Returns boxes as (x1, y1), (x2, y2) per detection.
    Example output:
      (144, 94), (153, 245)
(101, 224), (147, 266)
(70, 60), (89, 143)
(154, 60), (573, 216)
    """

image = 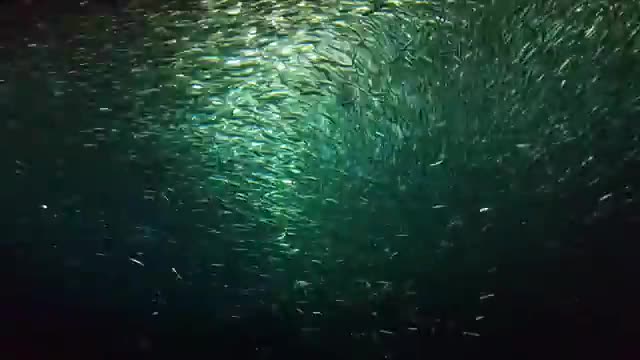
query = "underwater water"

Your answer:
(1, 0), (639, 358)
